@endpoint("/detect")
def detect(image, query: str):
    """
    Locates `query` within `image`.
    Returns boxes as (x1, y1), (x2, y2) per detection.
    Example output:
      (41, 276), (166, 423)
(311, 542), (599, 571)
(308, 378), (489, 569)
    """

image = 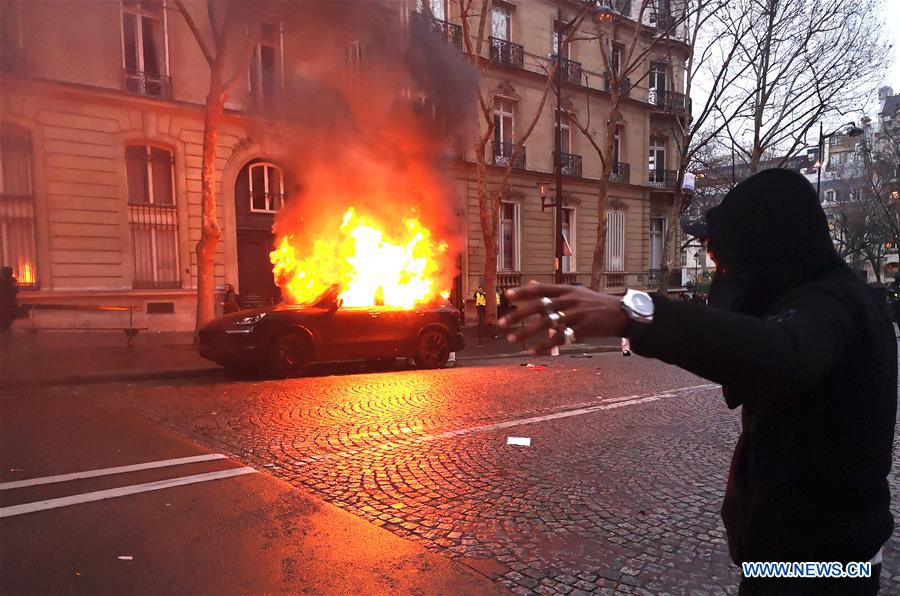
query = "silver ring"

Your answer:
(540, 296), (554, 313)
(563, 326), (576, 345)
(546, 310), (566, 325)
